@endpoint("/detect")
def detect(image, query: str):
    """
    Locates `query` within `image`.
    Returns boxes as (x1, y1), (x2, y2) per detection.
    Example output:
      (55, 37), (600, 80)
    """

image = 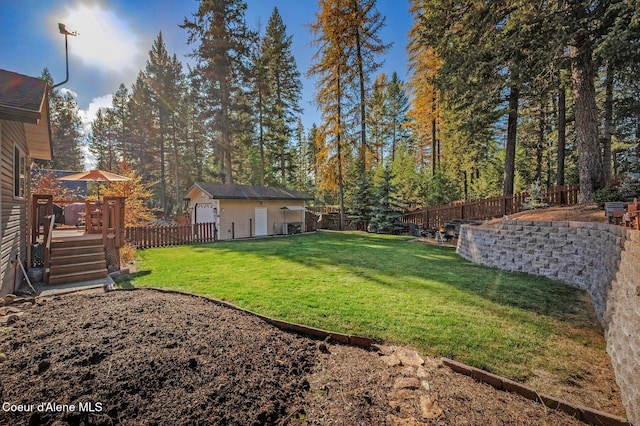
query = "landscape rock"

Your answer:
(396, 348), (424, 367)
(0, 353), (6, 363)
(1, 312), (26, 325)
(388, 389), (417, 414)
(387, 414), (428, 426)
(381, 354), (402, 367)
(419, 394), (443, 420)
(3, 294), (16, 303)
(416, 366), (429, 379)
(394, 377), (421, 390)
(0, 306), (22, 316)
